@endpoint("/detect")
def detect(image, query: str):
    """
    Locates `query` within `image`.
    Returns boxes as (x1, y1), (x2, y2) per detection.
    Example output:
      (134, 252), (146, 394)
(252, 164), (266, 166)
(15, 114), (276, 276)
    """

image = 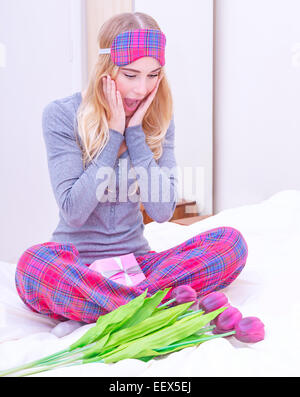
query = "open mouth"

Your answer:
(124, 98), (141, 110)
